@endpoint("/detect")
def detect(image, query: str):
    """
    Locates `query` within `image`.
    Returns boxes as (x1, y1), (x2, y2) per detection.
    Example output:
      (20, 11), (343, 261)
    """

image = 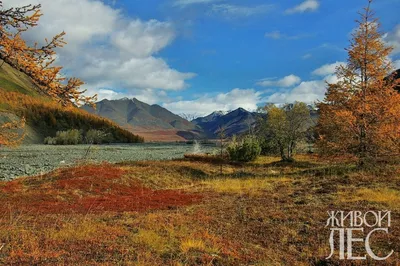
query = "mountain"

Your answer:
(193, 108), (263, 138)
(384, 69), (400, 92)
(82, 98), (203, 141)
(393, 69), (400, 92)
(0, 62), (143, 144)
